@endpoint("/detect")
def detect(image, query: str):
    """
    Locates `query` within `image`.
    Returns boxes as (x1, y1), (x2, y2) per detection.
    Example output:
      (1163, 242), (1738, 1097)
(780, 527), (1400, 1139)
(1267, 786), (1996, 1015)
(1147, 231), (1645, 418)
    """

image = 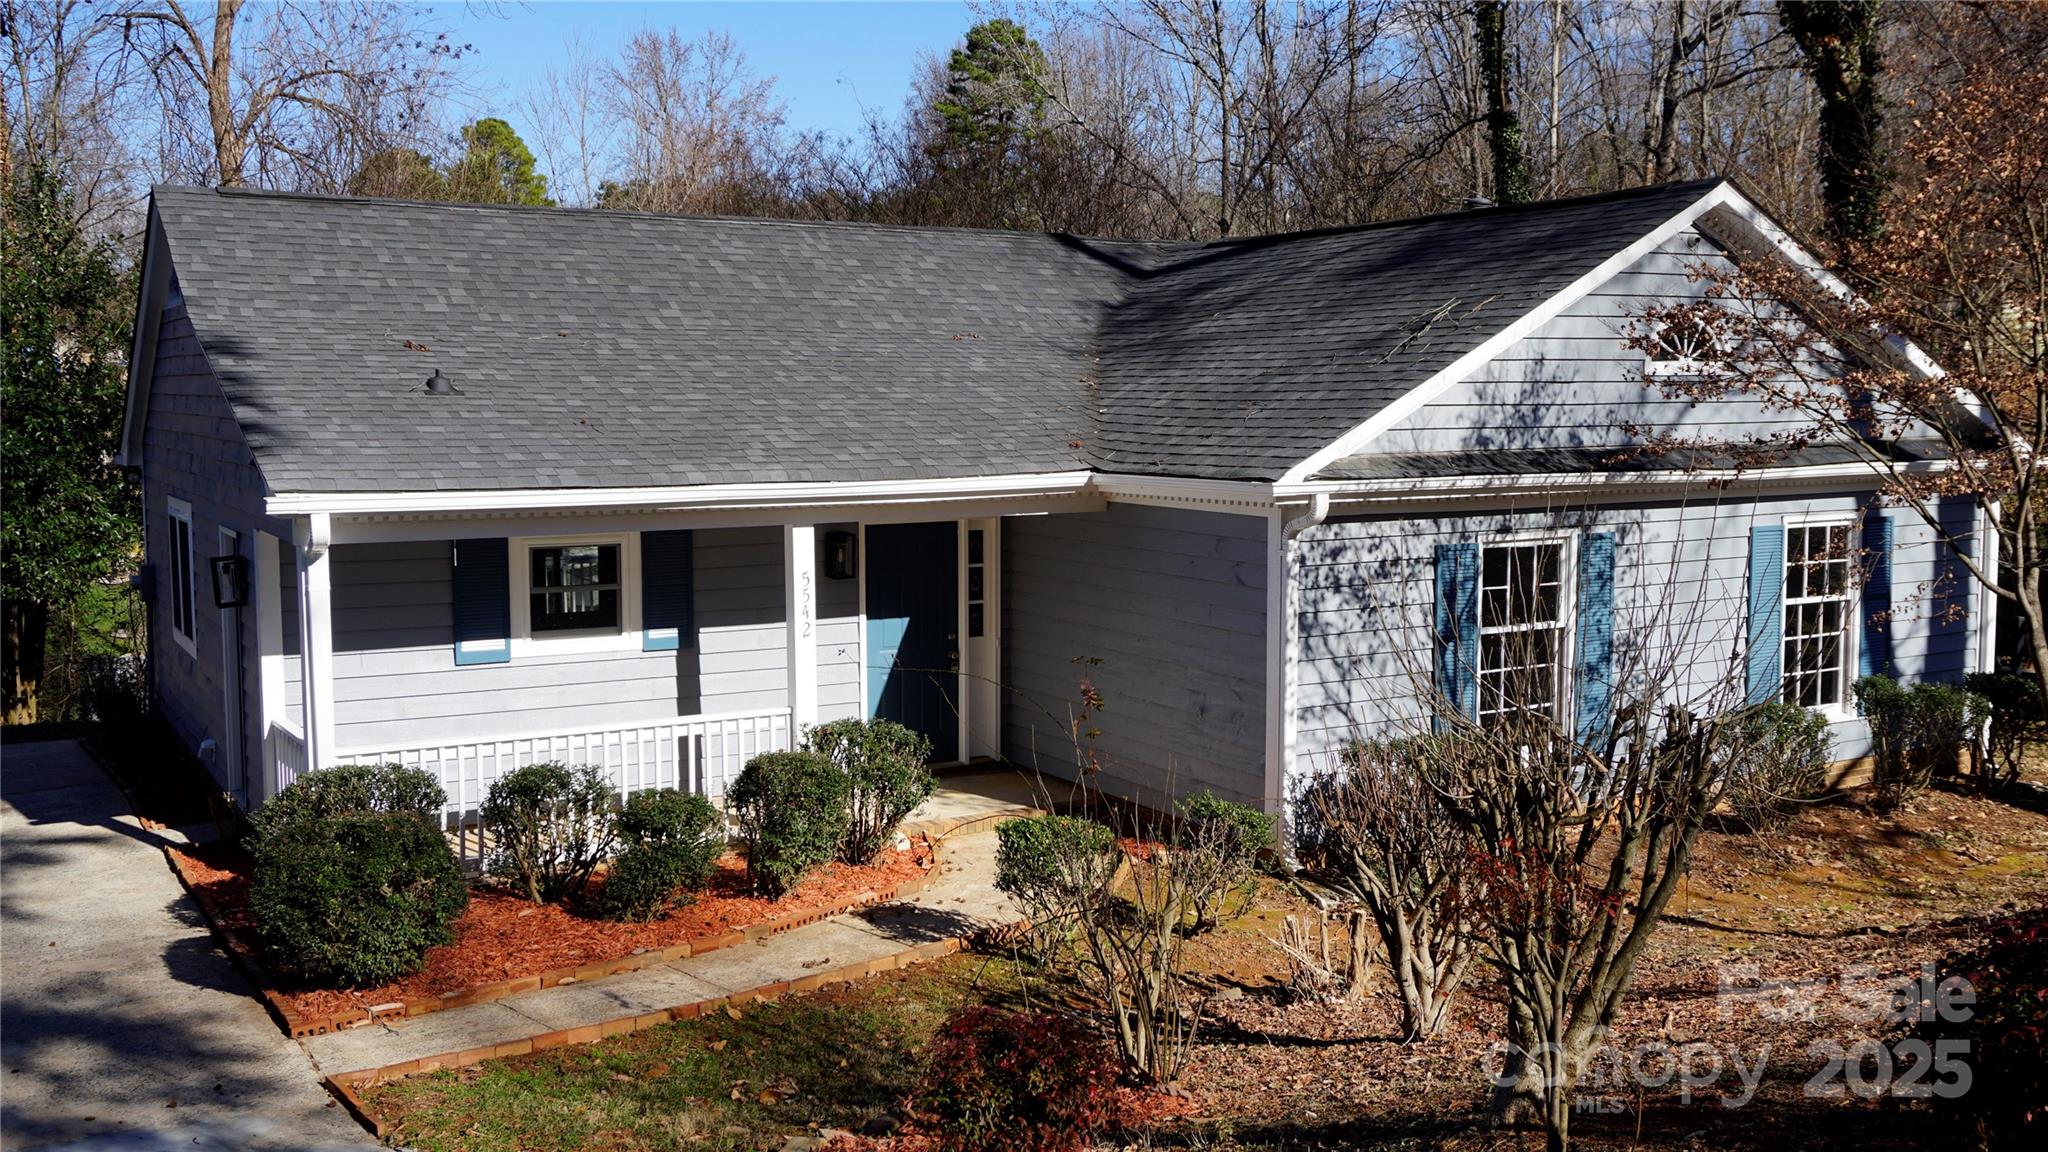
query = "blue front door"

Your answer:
(865, 521), (959, 759)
